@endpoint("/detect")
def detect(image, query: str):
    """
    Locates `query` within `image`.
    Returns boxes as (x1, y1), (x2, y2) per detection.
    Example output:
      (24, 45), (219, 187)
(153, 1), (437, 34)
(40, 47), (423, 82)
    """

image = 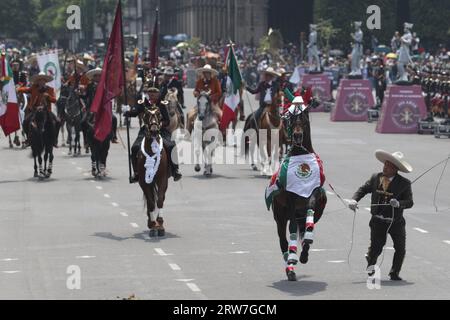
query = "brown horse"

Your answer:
(244, 92), (287, 175)
(270, 104), (327, 281)
(165, 88), (184, 133)
(137, 106), (170, 237)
